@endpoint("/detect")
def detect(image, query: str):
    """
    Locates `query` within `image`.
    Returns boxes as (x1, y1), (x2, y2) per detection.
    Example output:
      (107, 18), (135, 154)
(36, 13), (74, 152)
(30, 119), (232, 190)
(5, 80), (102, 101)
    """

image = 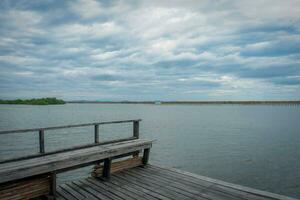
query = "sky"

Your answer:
(0, 0), (300, 101)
